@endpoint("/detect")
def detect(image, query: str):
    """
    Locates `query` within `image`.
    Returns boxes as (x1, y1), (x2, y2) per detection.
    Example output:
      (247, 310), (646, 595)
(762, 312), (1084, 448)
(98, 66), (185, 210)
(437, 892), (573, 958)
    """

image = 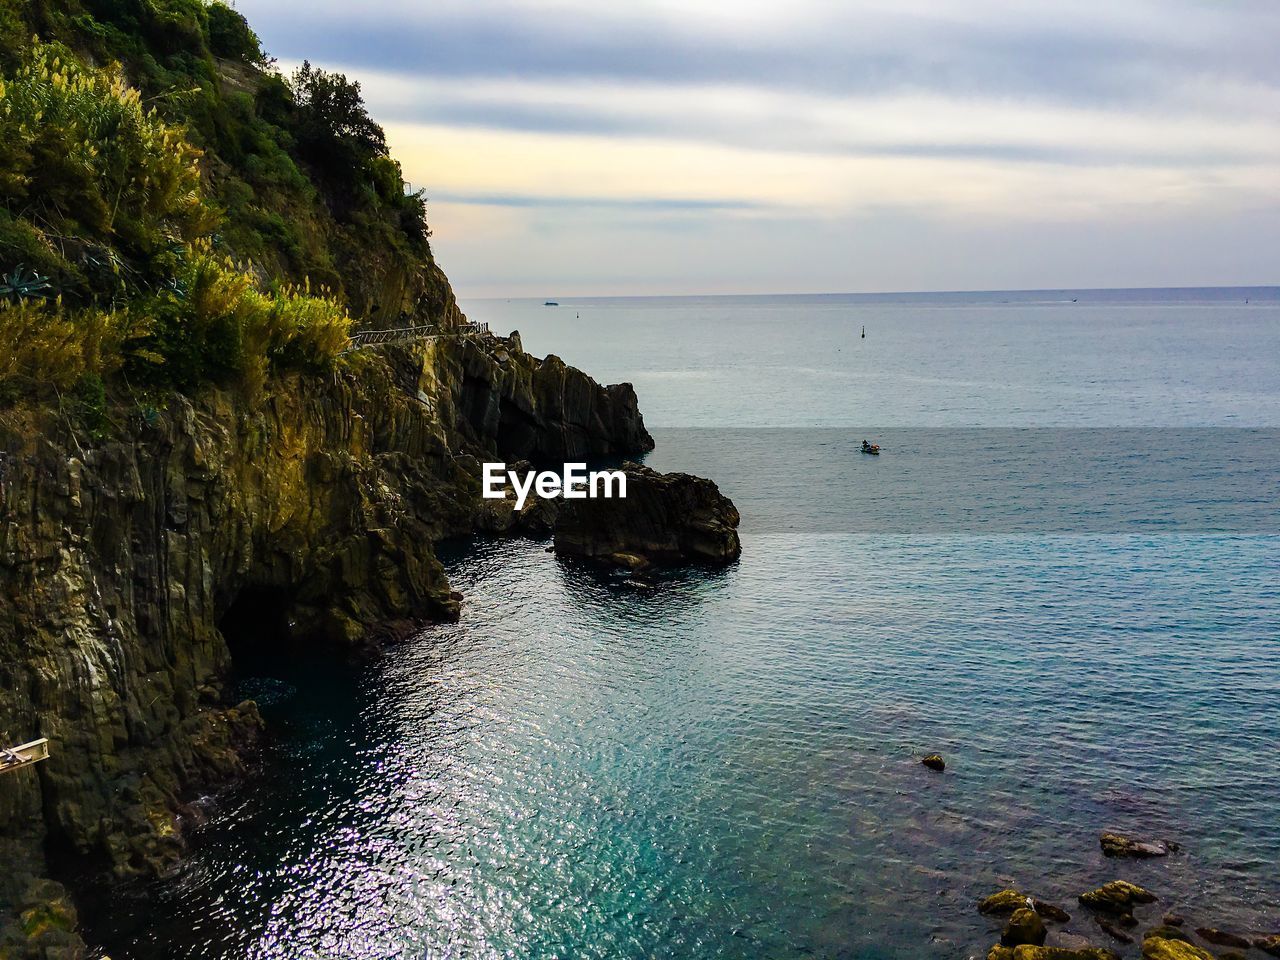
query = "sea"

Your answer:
(89, 288), (1280, 959)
